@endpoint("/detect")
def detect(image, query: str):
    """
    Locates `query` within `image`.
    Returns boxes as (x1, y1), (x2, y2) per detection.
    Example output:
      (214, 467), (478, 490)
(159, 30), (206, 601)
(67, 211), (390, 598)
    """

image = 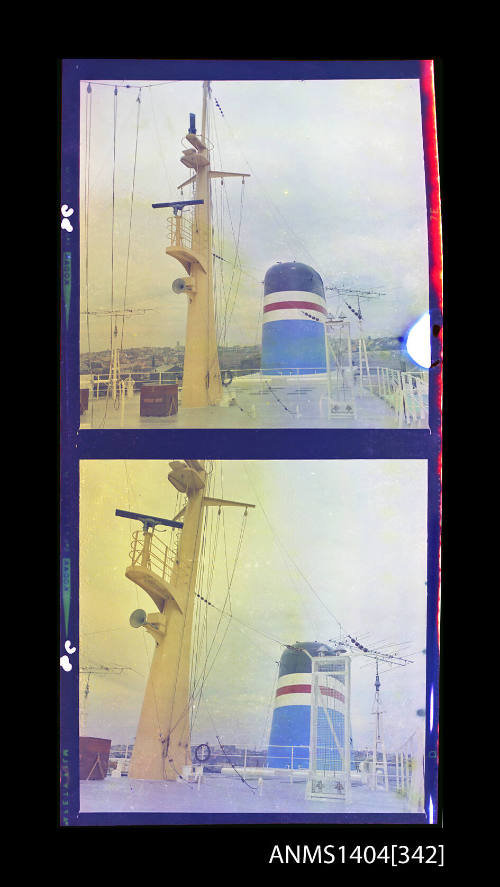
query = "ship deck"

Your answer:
(80, 374), (427, 430)
(79, 772), (420, 819)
